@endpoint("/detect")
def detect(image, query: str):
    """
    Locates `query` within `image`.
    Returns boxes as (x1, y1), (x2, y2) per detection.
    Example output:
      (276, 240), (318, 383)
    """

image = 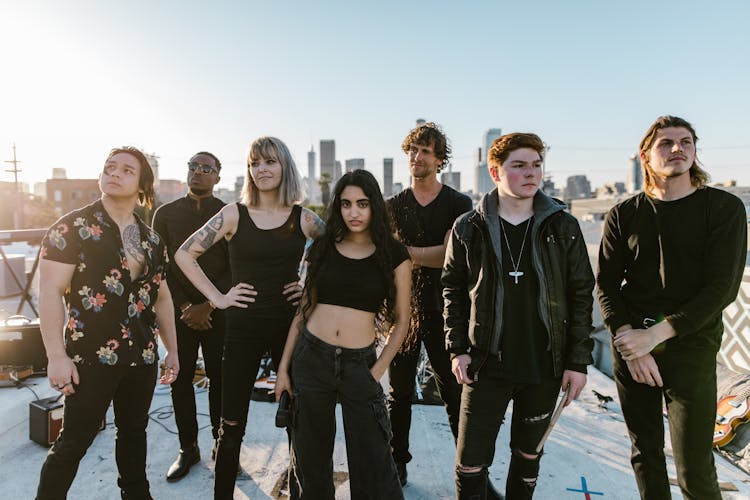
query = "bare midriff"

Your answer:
(306, 303), (376, 348)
